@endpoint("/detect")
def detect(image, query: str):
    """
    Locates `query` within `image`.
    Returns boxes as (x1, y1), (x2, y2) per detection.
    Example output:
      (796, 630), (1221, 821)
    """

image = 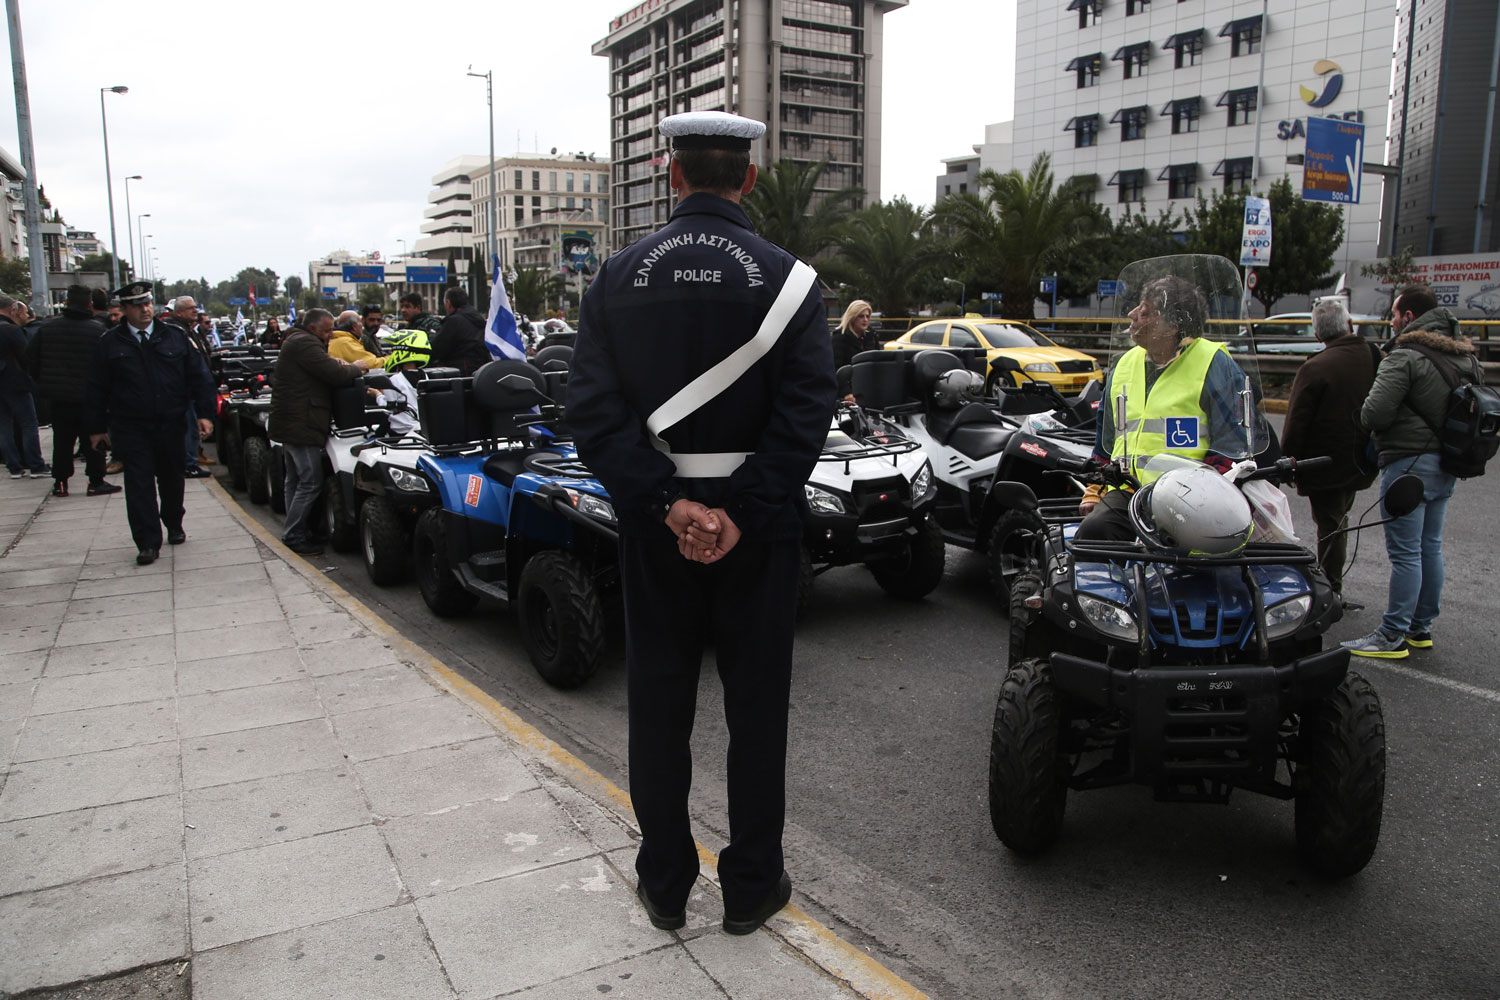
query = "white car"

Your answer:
(1256, 312), (1386, 354)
